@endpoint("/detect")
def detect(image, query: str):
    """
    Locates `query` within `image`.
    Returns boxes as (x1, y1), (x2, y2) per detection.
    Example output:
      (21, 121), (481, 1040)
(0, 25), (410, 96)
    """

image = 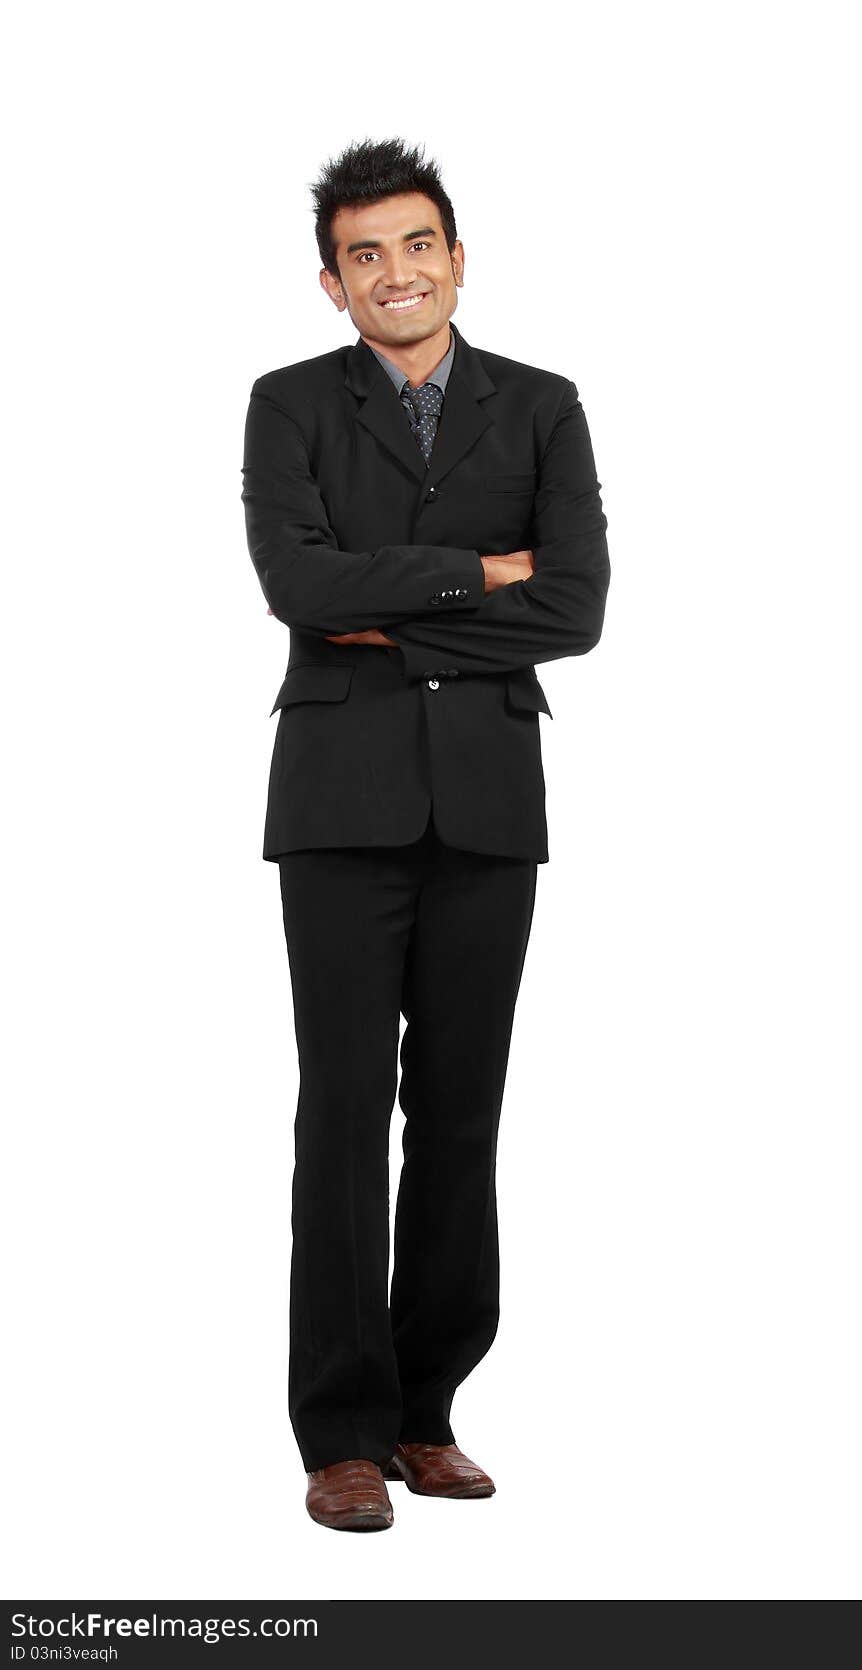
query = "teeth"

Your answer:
(382, 294), (426, 310)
